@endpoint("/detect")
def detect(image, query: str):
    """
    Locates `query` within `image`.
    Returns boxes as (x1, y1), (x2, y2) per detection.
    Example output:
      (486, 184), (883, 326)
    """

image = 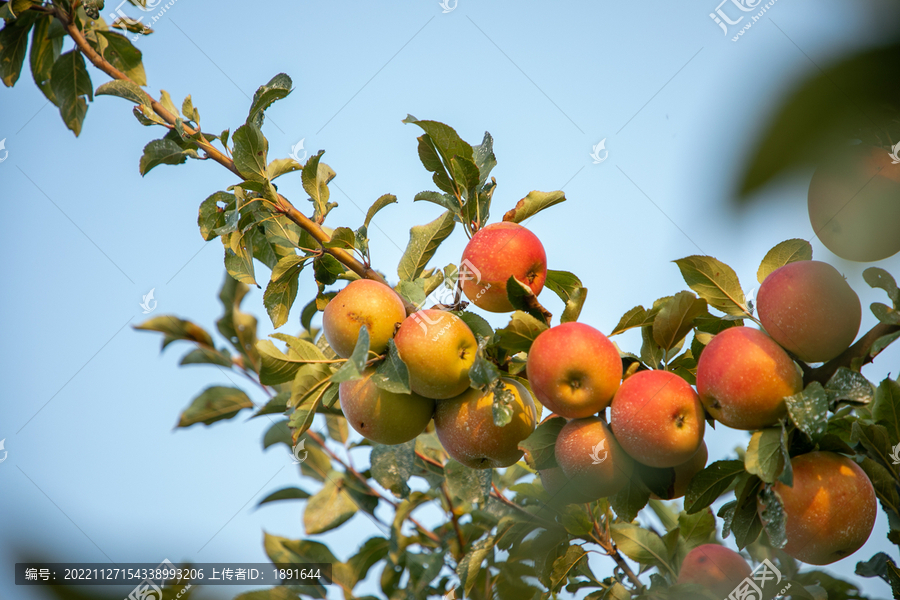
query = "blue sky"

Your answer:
(2, 1), (900, 598)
